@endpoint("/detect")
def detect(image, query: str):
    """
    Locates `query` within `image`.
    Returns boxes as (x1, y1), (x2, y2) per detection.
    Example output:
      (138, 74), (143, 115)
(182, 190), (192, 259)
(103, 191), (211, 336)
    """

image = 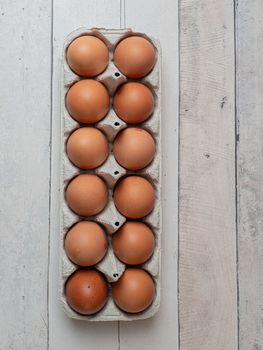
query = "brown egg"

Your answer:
(114, 176), (155, 219)
(112, 268), (155, 313)
(66, 80), (110, 124)
(113, 128), (155, 170)
(114, 36), (156, 78)
(65, 221), (108, 266)
(65, 269), (108, 315)
(66, 174), (108, 216)
(112, 222), (155, 265)
(67, 127), (108, 169)
(67, 35), (109, 77)
(113, 82), (154, 124)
